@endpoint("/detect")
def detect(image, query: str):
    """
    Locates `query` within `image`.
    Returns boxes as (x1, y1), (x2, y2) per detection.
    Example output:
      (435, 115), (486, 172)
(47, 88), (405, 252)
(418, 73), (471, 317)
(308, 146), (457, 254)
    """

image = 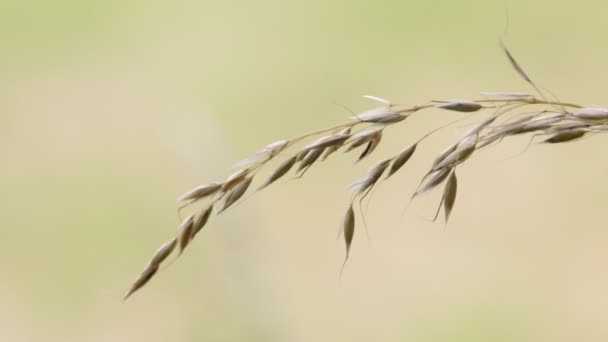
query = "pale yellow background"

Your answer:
(2, 0), (608, 341)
